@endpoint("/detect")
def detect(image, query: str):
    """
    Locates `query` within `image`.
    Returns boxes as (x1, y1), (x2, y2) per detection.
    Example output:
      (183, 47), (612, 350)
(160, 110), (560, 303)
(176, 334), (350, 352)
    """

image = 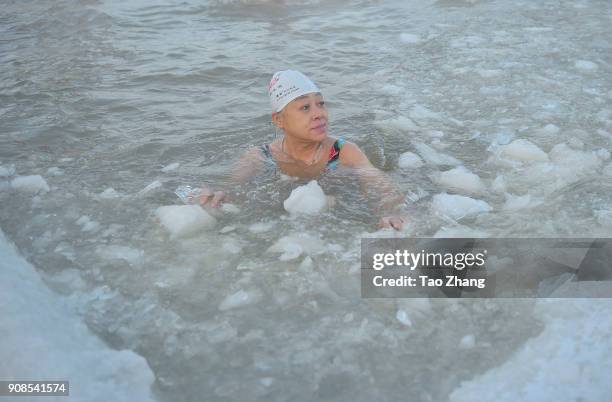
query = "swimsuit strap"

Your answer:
(260, 144), (276, 165)
(327, 137), (345, 168)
